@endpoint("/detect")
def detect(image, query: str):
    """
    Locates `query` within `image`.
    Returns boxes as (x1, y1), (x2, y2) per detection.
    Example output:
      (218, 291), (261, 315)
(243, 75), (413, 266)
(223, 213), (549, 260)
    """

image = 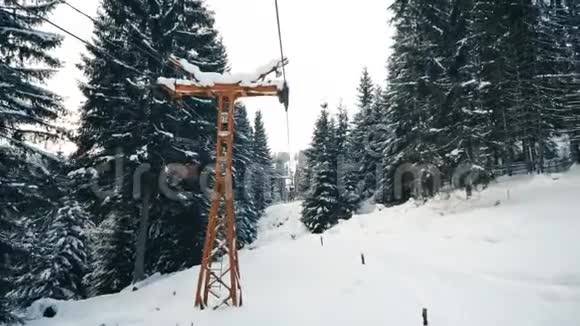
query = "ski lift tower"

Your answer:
(158, 56), (289, 310)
